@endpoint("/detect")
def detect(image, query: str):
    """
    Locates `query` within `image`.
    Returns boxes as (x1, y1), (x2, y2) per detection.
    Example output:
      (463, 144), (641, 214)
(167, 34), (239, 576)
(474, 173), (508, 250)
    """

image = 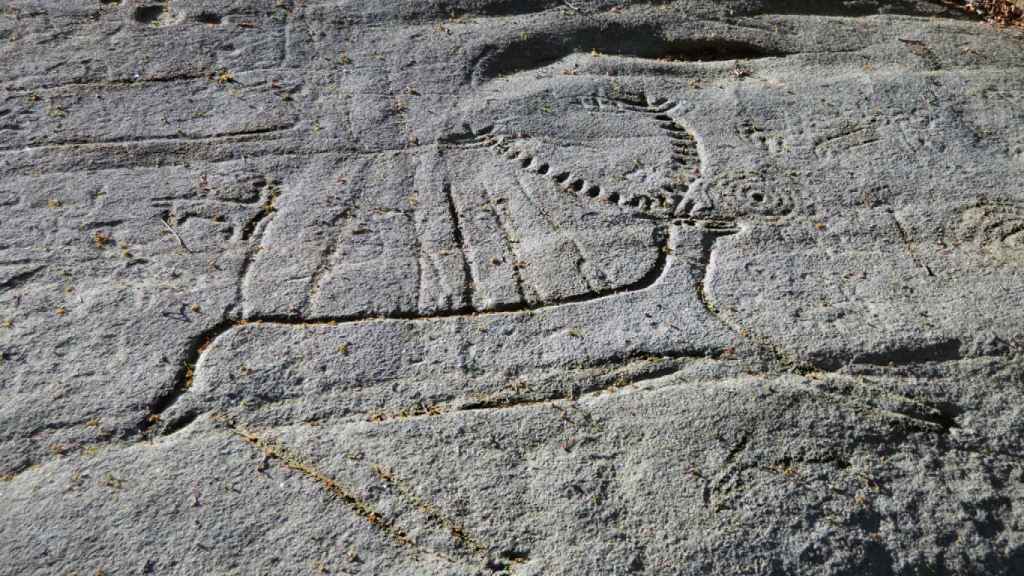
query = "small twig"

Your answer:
(563, 0), (580, 11)
(160, 218), (192, 253)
